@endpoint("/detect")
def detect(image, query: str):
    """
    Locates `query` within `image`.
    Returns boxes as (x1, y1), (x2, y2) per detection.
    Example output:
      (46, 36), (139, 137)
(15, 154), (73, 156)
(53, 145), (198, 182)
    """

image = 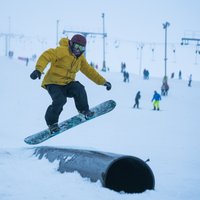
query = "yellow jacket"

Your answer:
(35, 38), (106, 88)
